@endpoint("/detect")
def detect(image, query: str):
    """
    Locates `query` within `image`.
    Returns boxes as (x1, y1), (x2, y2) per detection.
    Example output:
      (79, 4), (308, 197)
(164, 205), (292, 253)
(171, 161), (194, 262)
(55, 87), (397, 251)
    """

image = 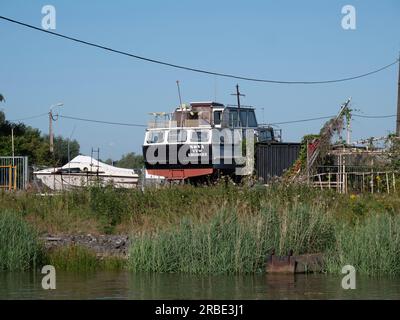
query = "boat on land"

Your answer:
(33, 155), (139, 190)
(142, 101), (280, 182)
